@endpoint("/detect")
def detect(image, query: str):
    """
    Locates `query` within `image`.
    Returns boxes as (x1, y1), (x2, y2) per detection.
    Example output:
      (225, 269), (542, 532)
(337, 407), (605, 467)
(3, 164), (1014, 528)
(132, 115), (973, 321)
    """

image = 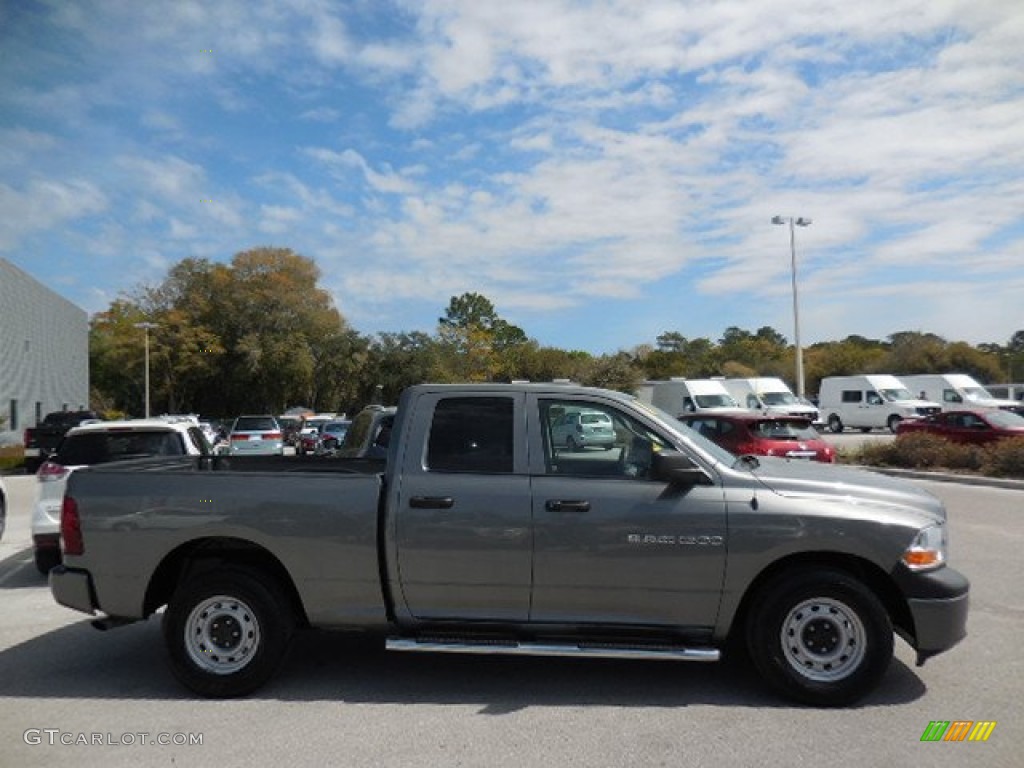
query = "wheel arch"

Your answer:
(144, 537), (309, 628)
(725, 552), (913, 647)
